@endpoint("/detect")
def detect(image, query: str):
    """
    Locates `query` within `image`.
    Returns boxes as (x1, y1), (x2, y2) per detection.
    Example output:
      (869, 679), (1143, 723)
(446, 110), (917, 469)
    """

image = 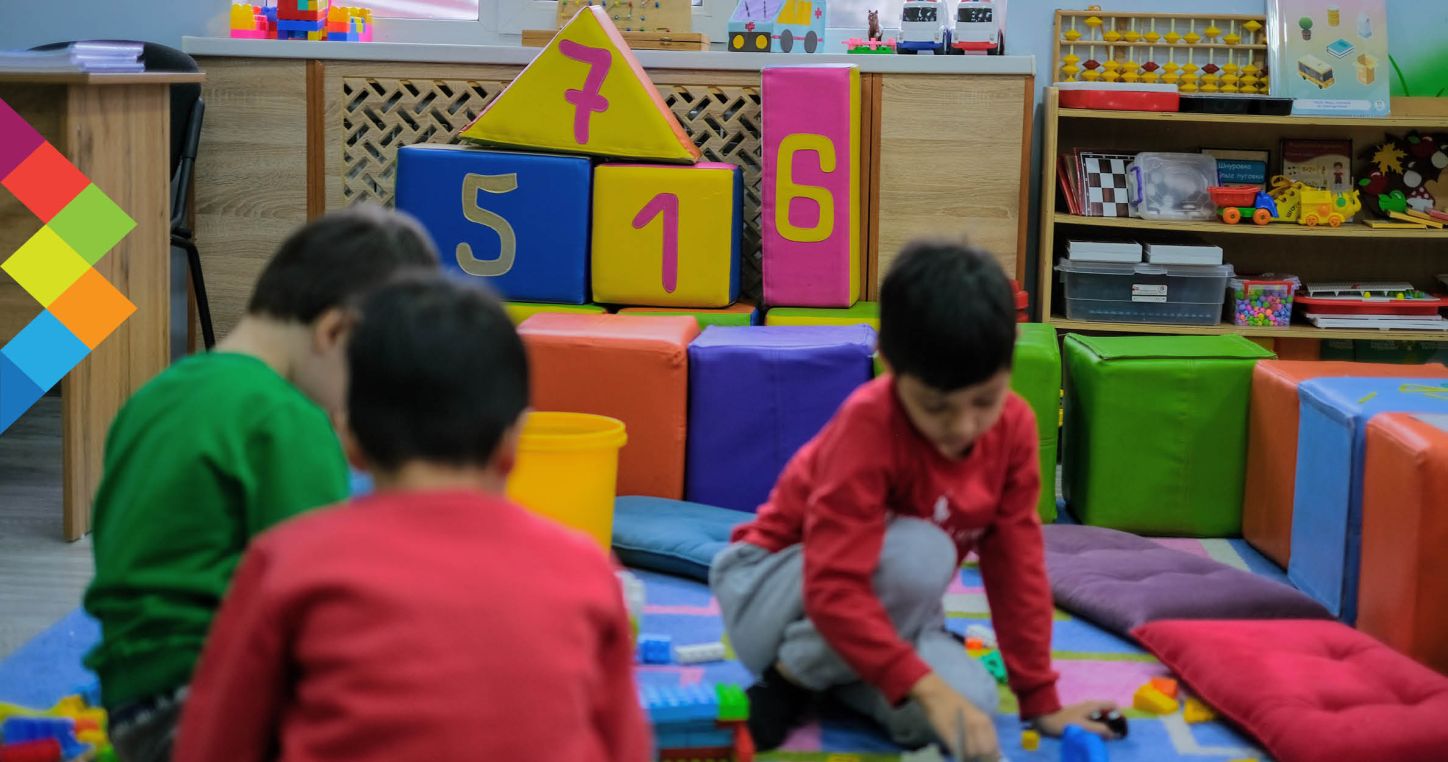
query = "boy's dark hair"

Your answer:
(347, 273), (529, 471)
(878, 240), (1016, 391)
(247, 203), (440, 323)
